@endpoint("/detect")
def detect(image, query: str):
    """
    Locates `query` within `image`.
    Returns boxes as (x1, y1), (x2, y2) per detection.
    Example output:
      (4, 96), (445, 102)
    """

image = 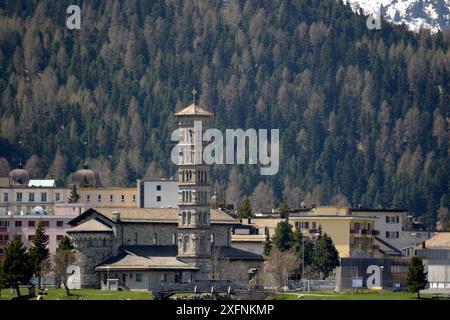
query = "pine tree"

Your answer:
(313, 232), (339, 279)
(68, 185), (80, 203)
(272, 219), (293, 252)
(279, 203), (289, 219)
(263, 233), (272, 256)
(57, 236), (74, 251)
(0, 236), (34, 297)
(238, 198), (253, 219)
(407, 256), (428, 299)
(291, 229), (314, 269)
(29, 220), (50, 289)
